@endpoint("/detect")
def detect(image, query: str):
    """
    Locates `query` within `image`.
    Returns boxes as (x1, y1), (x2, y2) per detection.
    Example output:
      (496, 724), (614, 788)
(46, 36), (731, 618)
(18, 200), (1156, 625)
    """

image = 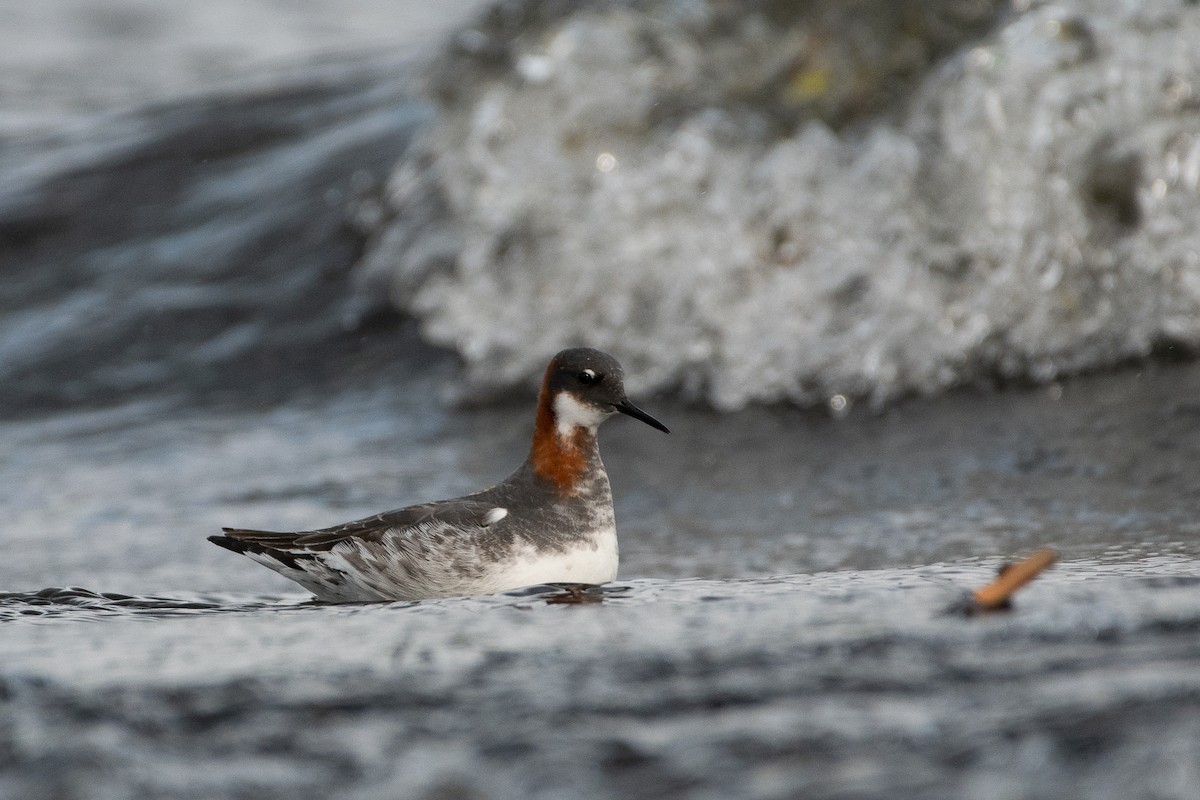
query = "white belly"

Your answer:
(484, 527), (619, 591)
